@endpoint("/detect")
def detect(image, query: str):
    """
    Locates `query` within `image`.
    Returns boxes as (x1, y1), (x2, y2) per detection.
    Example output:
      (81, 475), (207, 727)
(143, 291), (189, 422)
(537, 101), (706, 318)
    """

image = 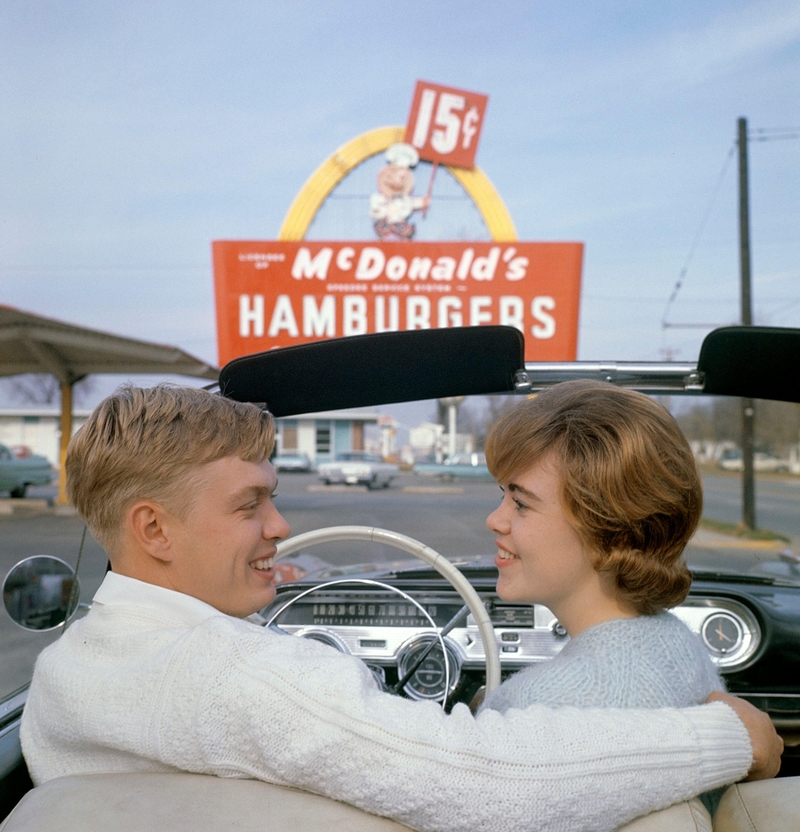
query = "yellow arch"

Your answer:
(278, 126), (517, 242)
